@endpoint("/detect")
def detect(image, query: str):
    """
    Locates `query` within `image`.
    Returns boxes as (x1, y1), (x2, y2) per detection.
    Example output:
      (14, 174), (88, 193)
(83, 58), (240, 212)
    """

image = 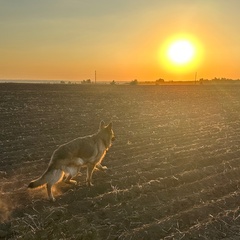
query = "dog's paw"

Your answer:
(86, 181), (94, 187)
(96, 165), (108, 172)
(71, 180), (77, 185)
(50, 197), (56, 202)
(64, 179), (77, 185)
(101, 166), (108, 171)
